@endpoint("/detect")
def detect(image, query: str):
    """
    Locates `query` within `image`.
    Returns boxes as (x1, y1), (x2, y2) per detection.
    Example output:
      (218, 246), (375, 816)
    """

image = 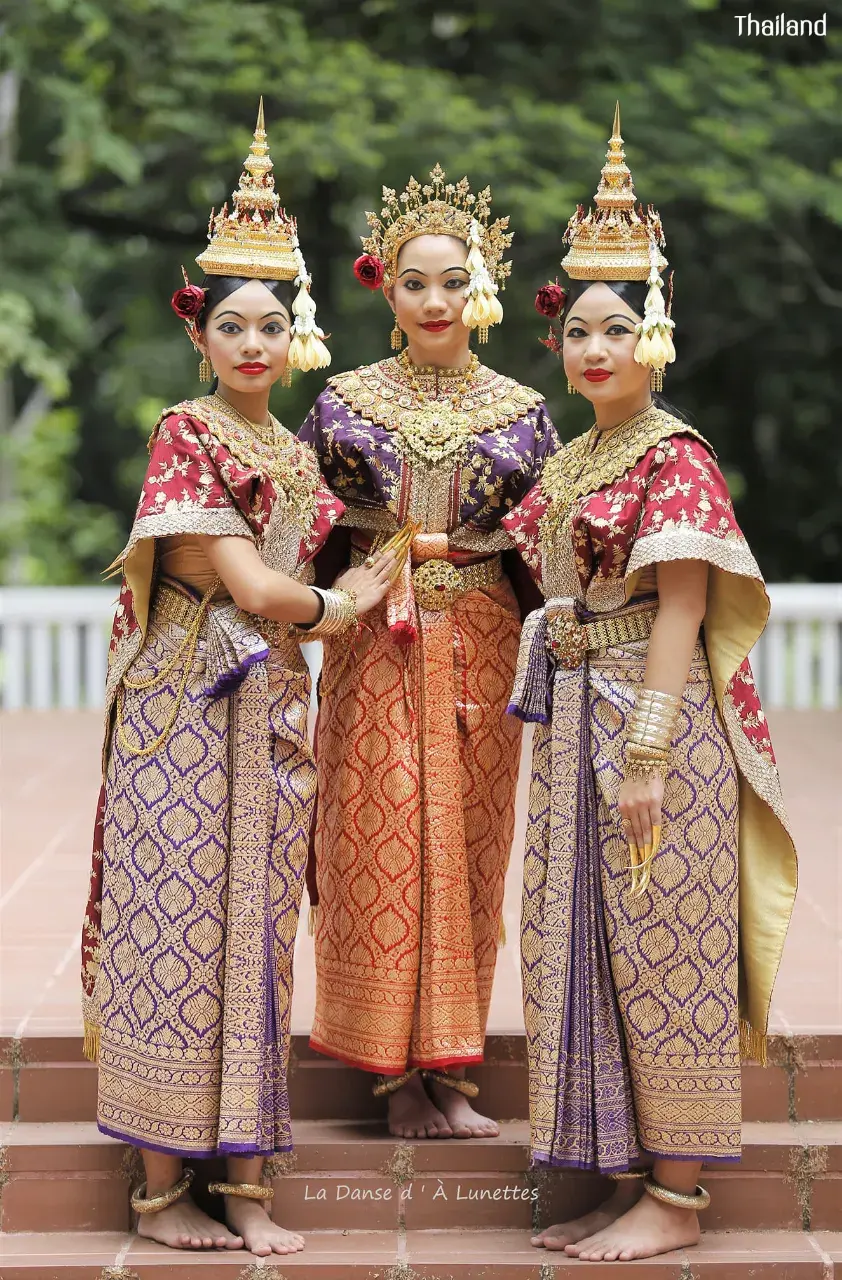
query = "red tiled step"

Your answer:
(1, 1229), (841, 1278)
(3, 1034), (840, 1125)
(1, 1119), (840, 1235)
